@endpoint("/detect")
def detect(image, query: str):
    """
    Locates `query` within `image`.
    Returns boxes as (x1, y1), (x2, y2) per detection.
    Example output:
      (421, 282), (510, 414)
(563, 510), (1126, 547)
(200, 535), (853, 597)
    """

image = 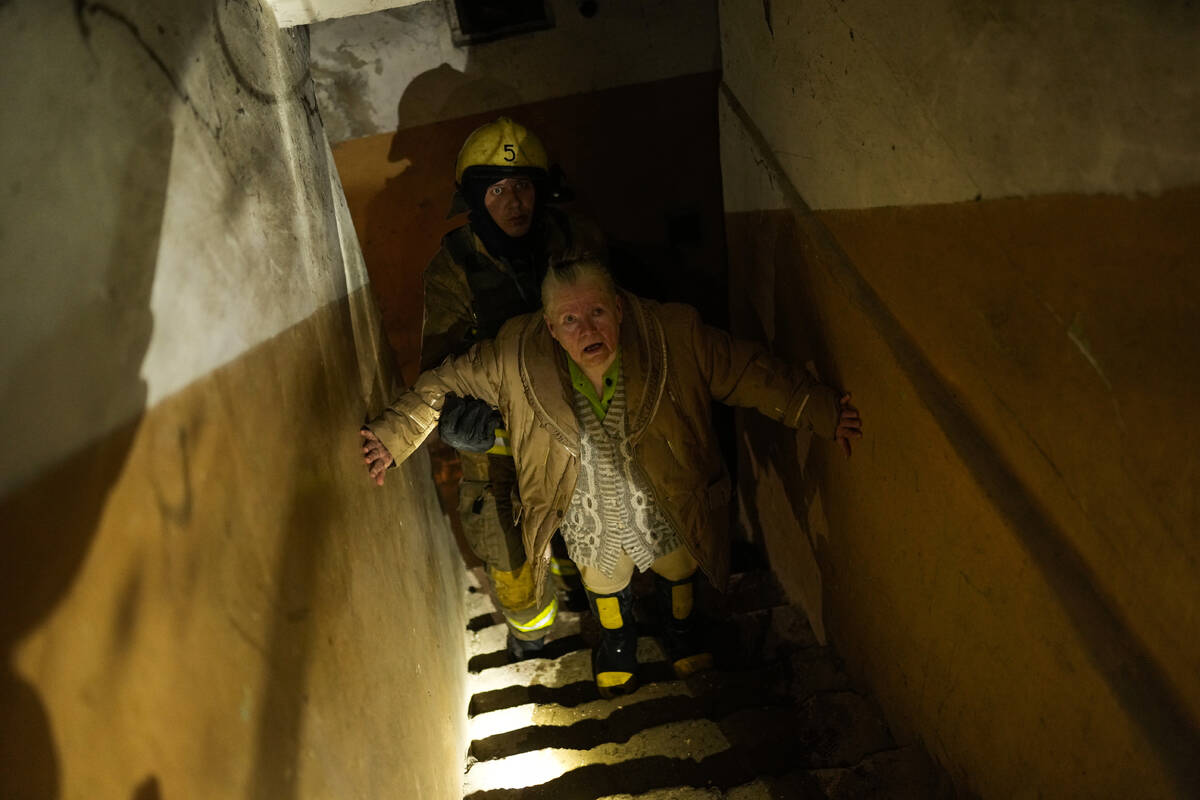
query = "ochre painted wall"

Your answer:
(727, 189), (1199, 799)
(1, 291), (466, 799)
(719, 0), (1200, 796)
(1, 1), (468, 797)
